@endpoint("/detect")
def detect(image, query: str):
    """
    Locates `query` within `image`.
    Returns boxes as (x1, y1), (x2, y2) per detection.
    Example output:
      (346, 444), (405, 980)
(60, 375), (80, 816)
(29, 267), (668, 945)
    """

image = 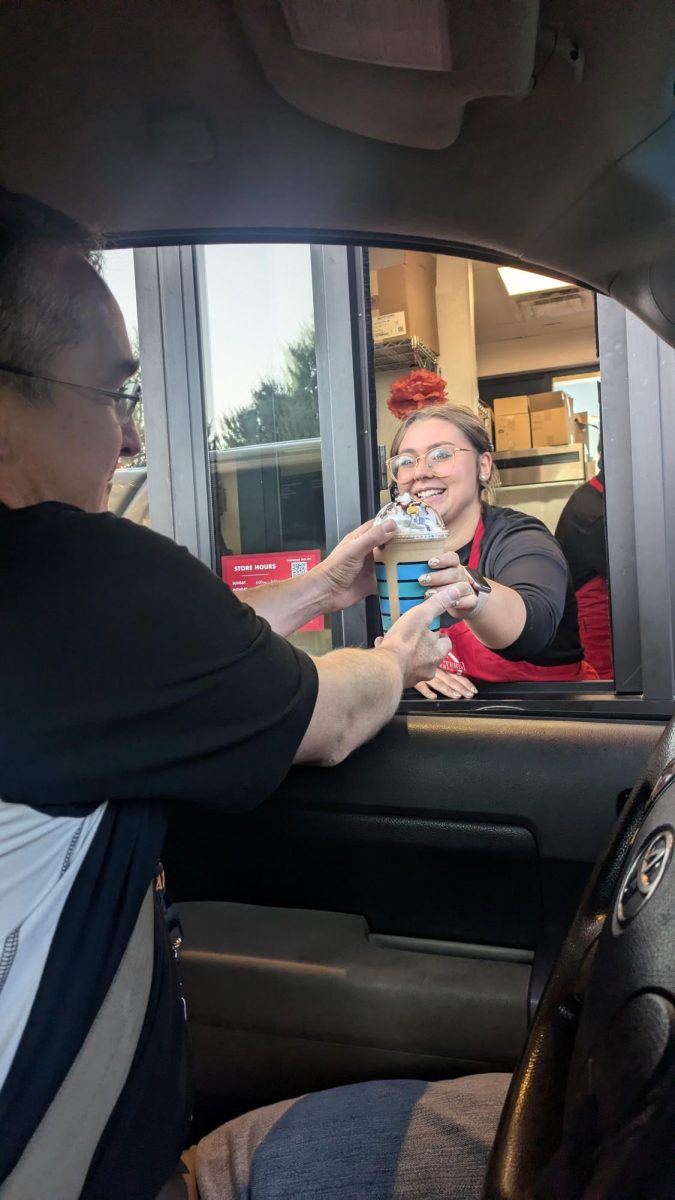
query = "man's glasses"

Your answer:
(0, 362), (141, 421)
(387, 443), (475, 484)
